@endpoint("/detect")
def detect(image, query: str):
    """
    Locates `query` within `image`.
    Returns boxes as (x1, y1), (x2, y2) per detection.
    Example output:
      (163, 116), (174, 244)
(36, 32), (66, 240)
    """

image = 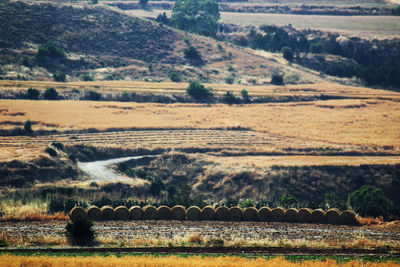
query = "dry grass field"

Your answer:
(127, 10), (400, 39)
(1, 255), (399, 267)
